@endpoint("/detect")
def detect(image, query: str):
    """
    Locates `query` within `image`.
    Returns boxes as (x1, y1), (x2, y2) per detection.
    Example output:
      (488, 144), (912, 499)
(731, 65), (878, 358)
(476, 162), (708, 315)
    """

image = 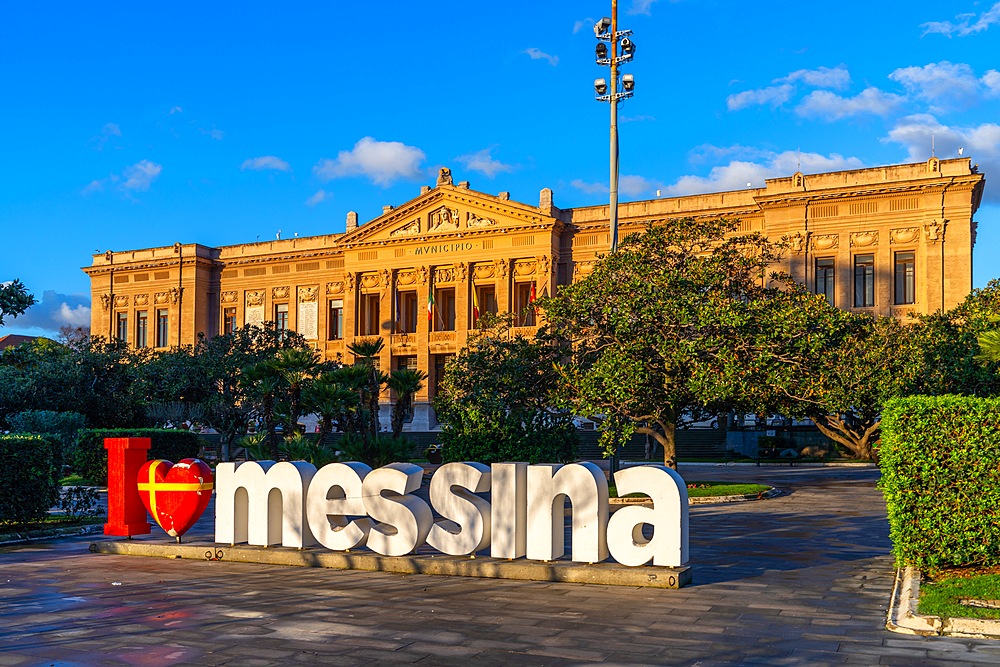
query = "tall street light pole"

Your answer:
(594, 2), (636, 254)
